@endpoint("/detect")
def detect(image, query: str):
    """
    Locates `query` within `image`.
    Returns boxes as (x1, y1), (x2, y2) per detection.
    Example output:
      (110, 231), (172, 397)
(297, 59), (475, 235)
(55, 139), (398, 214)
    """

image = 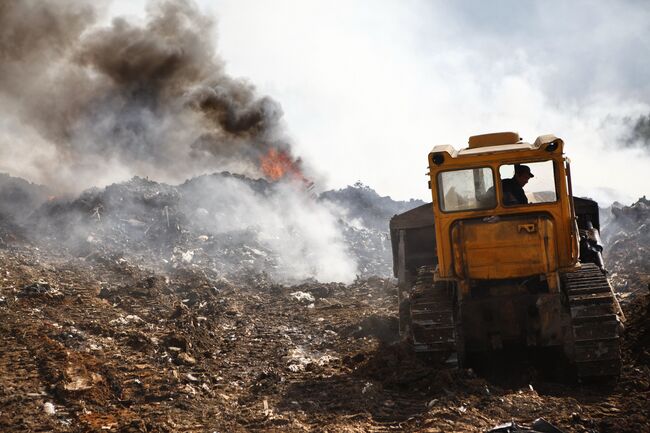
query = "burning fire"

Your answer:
(260, 148), (305, 182)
